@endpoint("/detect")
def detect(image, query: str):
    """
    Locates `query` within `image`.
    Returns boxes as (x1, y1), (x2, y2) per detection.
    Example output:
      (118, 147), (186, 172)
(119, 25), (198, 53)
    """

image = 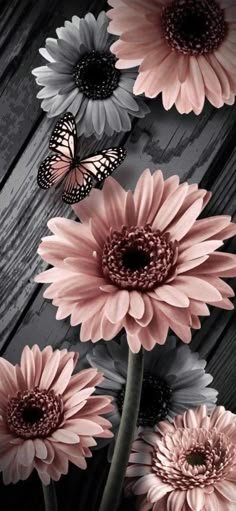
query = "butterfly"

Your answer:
(37, 112), (127, 204)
